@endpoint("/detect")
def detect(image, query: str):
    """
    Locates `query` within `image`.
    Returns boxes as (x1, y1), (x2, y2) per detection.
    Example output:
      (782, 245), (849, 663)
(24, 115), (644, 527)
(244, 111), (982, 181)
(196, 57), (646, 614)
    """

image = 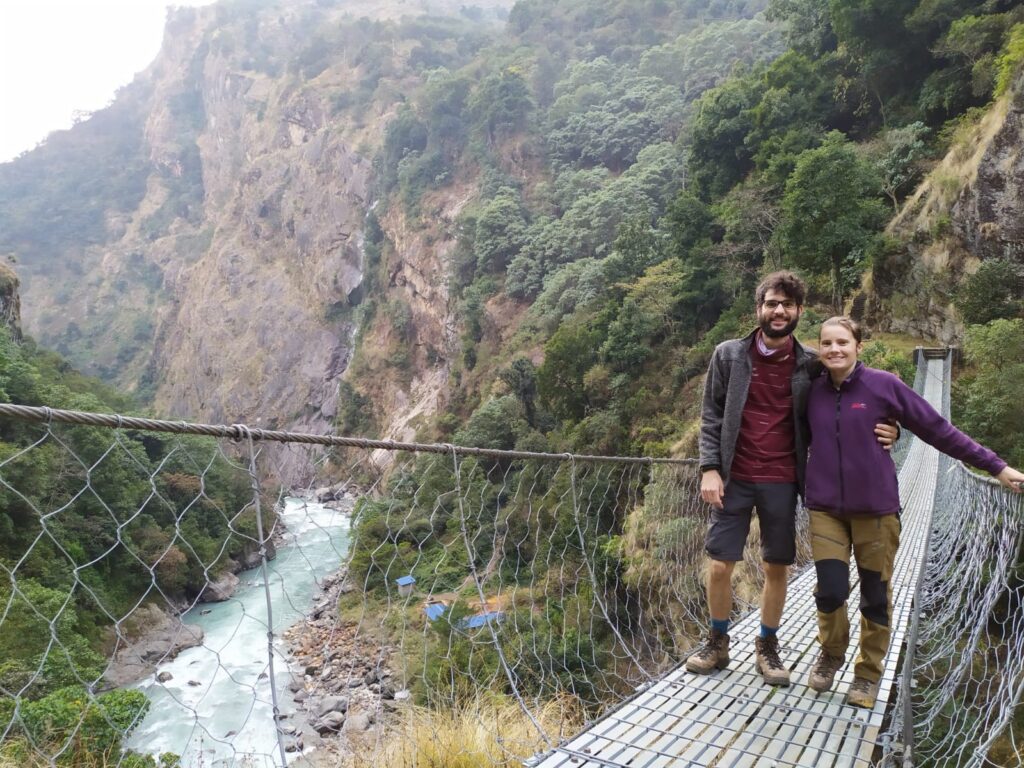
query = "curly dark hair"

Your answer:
(755, 270), (806, 307)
